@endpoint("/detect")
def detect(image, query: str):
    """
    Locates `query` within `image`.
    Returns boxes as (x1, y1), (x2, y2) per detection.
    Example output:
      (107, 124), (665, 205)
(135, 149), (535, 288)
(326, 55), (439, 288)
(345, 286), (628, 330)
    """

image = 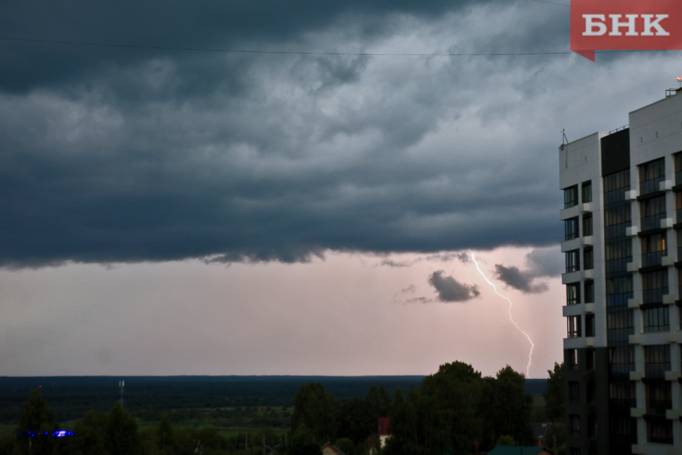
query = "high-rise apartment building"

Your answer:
(560, 87), (682, 455)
